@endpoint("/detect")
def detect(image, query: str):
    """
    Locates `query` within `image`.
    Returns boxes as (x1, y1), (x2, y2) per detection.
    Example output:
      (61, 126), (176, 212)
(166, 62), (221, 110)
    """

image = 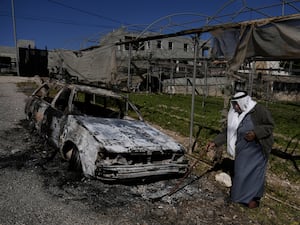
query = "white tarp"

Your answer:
(48, 45), (118, 84)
